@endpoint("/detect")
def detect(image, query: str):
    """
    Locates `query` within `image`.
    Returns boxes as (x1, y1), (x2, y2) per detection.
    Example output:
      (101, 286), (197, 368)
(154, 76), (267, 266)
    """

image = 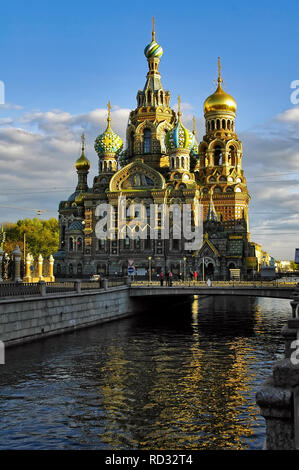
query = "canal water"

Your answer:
(0, 295), (291, 450)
